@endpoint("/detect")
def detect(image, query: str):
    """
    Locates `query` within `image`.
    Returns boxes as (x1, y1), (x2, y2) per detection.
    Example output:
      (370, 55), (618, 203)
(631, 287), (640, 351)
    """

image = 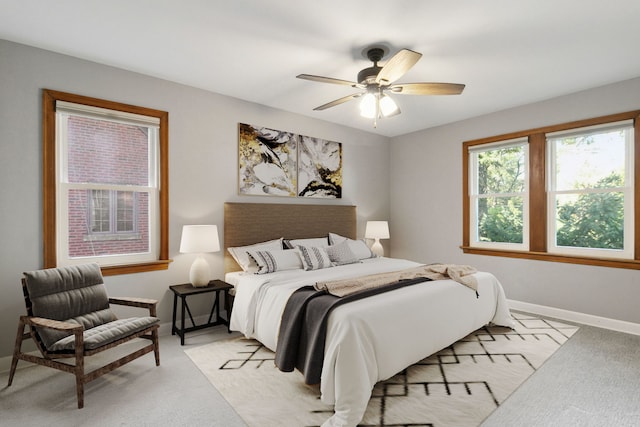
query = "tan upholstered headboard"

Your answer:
(224, 202), (357, 273)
